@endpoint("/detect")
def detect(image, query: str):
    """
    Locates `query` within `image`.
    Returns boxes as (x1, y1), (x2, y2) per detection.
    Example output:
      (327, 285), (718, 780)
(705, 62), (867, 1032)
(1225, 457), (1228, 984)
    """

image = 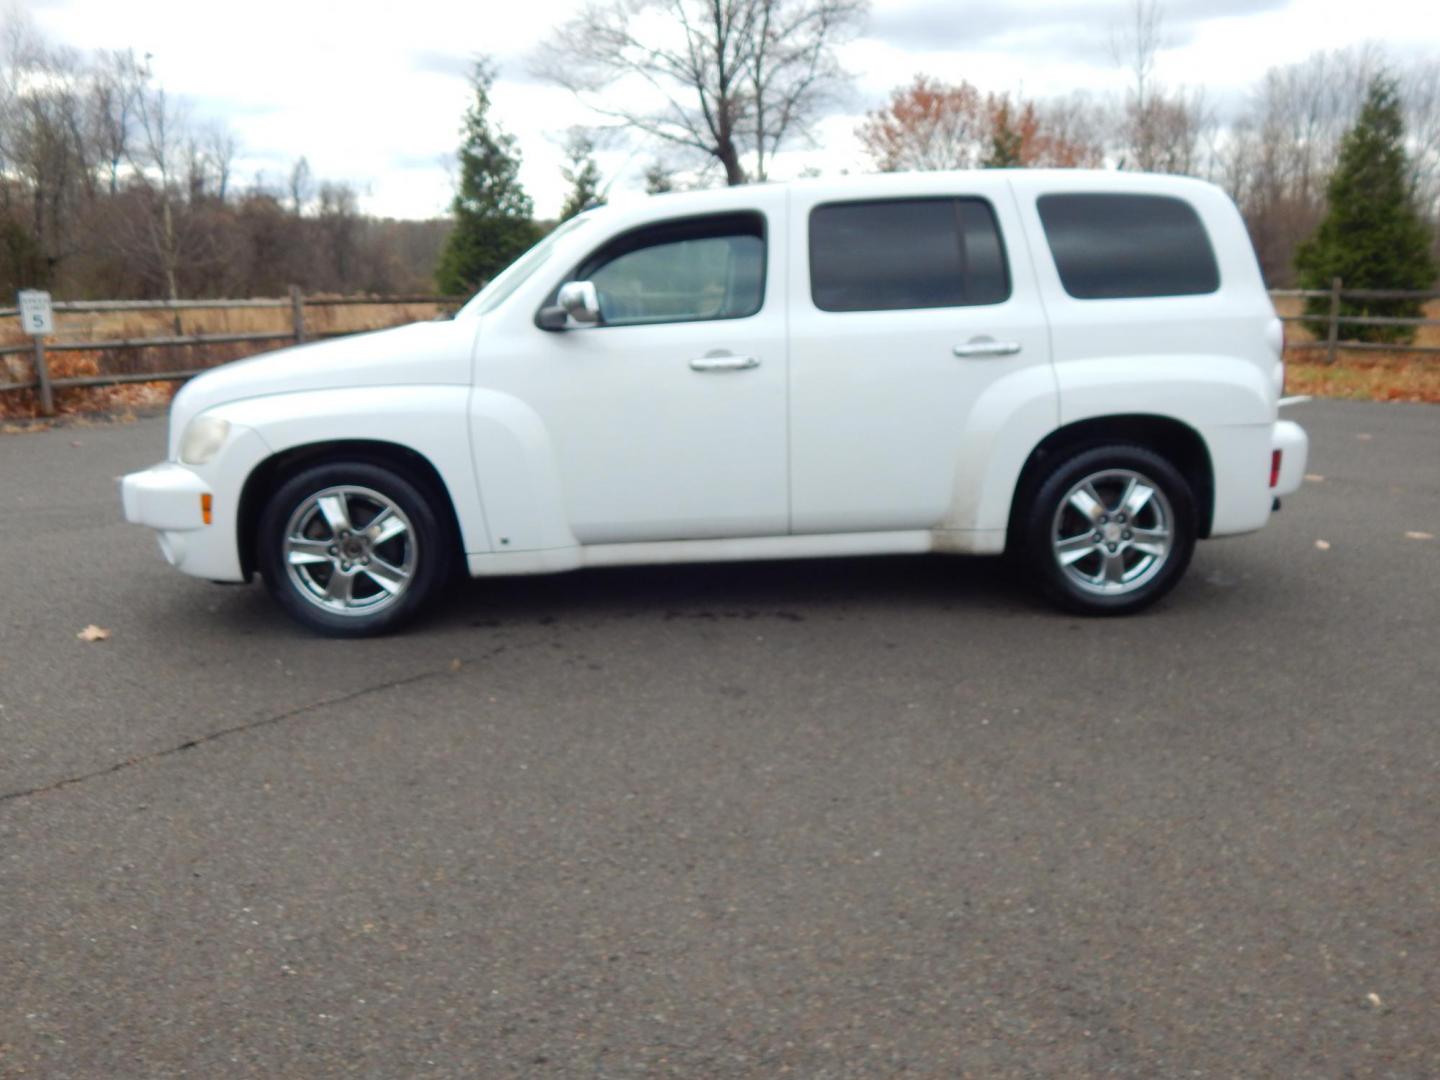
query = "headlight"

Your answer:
(179, 415), (231, 465)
